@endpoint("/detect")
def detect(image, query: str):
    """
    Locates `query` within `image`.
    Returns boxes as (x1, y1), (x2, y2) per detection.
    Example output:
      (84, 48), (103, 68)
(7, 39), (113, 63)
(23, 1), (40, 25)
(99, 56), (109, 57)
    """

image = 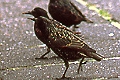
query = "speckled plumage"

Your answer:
(23, 7), (82, 59)
(28, 16), (103, 79)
